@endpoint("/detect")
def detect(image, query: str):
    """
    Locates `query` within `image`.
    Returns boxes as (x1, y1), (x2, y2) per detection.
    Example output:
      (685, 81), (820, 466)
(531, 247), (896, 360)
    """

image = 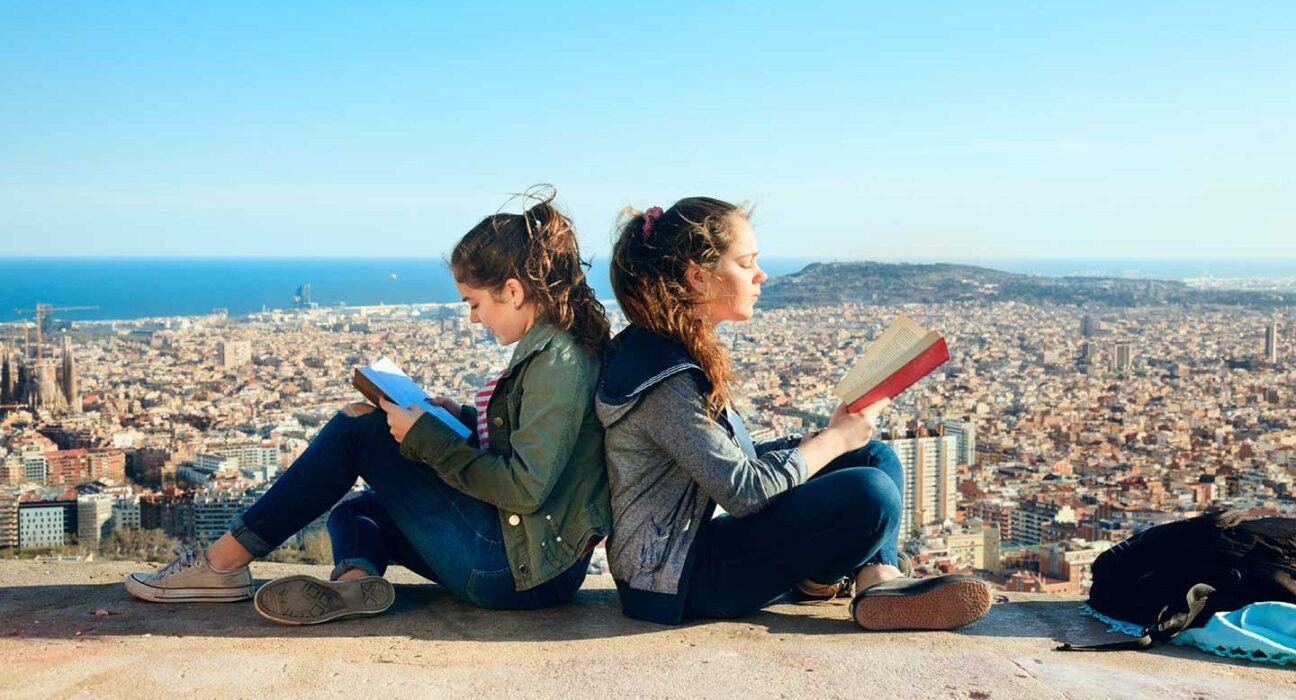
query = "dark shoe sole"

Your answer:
(254, 574), (394, 625)
(850, 575), (992, 631)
